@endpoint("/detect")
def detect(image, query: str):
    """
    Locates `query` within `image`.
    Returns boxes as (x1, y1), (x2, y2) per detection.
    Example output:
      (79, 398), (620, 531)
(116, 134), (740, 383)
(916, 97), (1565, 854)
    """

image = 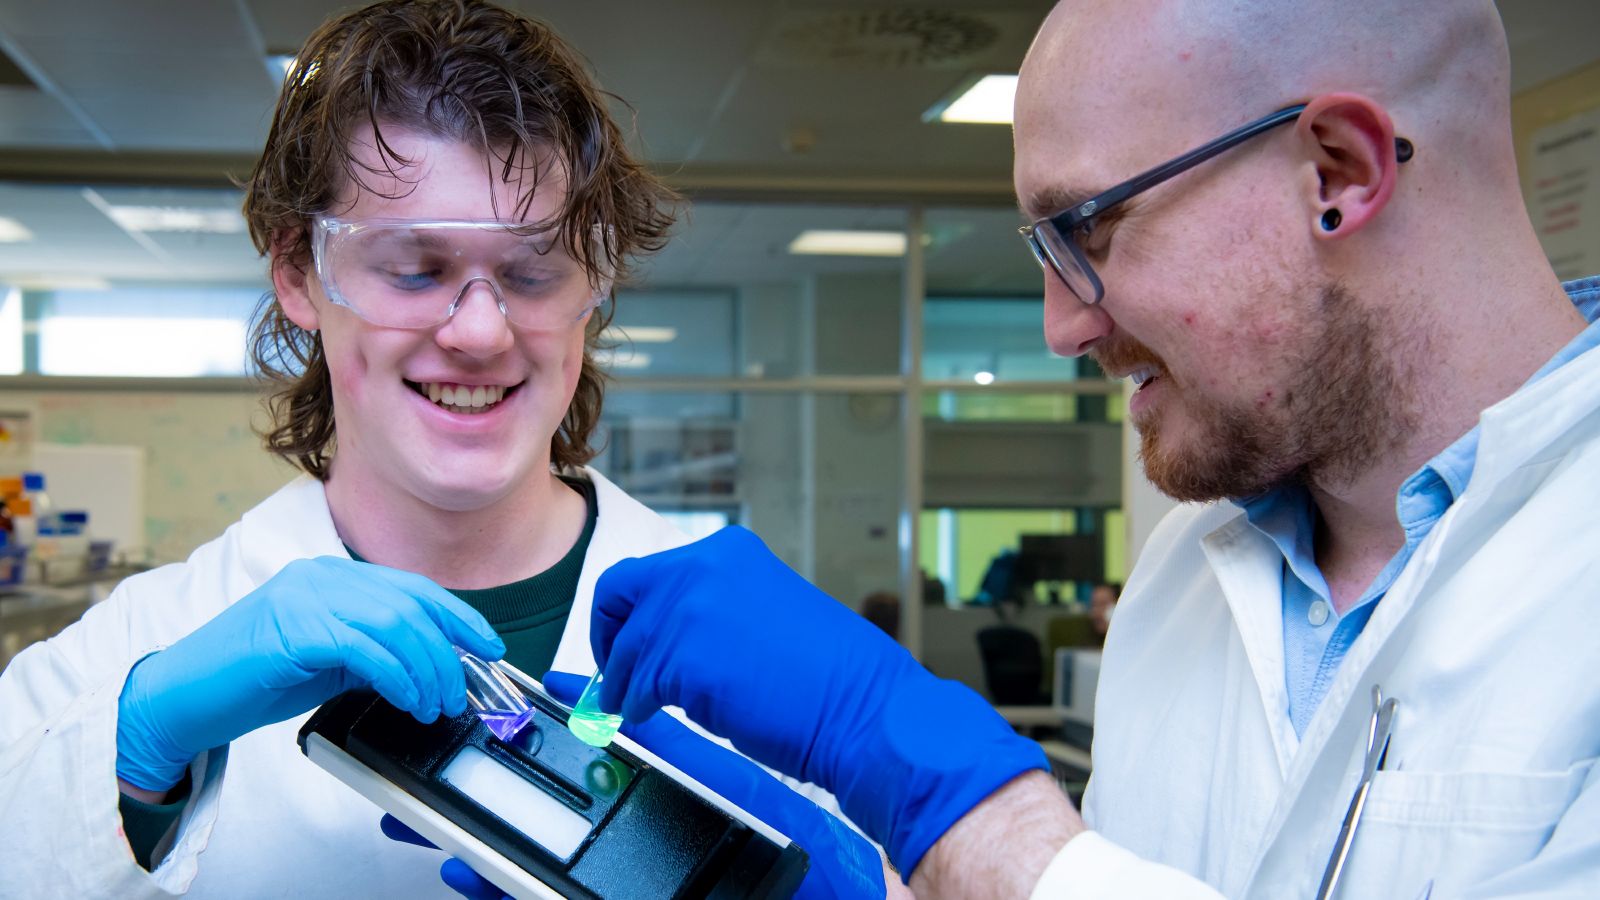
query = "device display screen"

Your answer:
(441, 744), (595, 861)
